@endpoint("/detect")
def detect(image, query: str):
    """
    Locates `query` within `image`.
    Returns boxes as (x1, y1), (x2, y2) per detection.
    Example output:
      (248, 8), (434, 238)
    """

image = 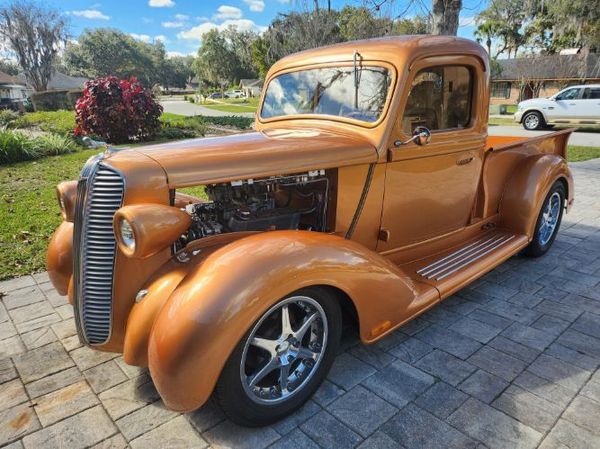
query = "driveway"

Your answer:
(161, 98), (255, 118)
(1, 160), (600, 448)
(489, 125), (600, 147)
